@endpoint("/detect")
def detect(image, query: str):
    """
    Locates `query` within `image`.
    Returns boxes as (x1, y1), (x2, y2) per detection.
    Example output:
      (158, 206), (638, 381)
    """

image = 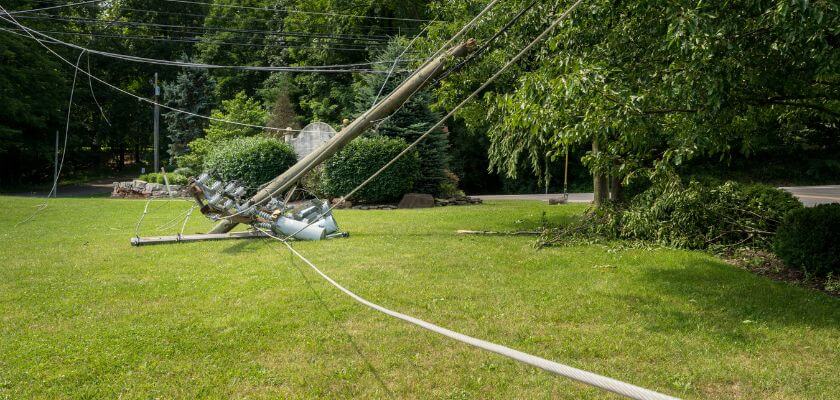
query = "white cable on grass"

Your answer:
(256, 226), (679, 400)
